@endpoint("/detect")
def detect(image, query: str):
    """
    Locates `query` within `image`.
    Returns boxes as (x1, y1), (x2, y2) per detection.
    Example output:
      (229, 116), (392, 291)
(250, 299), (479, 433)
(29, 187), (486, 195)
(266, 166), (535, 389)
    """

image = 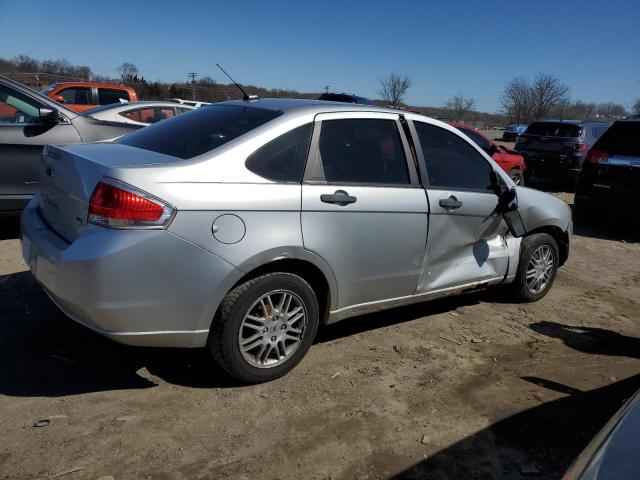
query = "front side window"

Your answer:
(59, 87), (92, 105)
(245, 124), (312, 182)
(118, 105), (282, 159)
(317, 118), (409, 185)
(457, 127), (492, 153)
(0, 85), (41, 124)
(98, 88), (130, 105)
(415, 122), (494, 191)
